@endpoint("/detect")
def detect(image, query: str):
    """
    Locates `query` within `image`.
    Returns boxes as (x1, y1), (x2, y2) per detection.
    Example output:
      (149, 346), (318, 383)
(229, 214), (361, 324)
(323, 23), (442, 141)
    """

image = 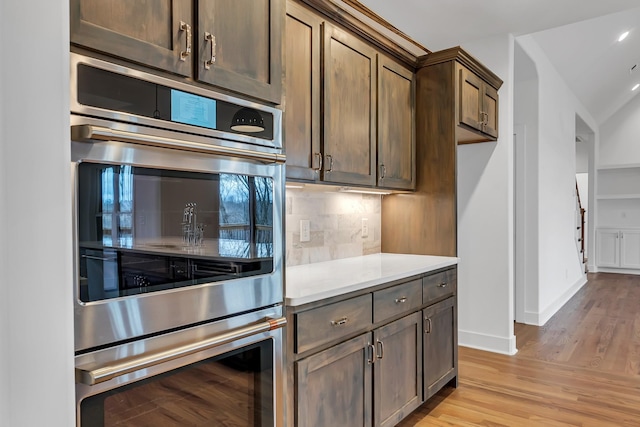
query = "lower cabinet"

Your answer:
(596, 228), (640, 269)
(295, 313), (422, 427)
(288, 267), (458, 427)
(296, 333), (372, 427)
(373, 312), (423, 427)
(423, 297), (457, 399)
